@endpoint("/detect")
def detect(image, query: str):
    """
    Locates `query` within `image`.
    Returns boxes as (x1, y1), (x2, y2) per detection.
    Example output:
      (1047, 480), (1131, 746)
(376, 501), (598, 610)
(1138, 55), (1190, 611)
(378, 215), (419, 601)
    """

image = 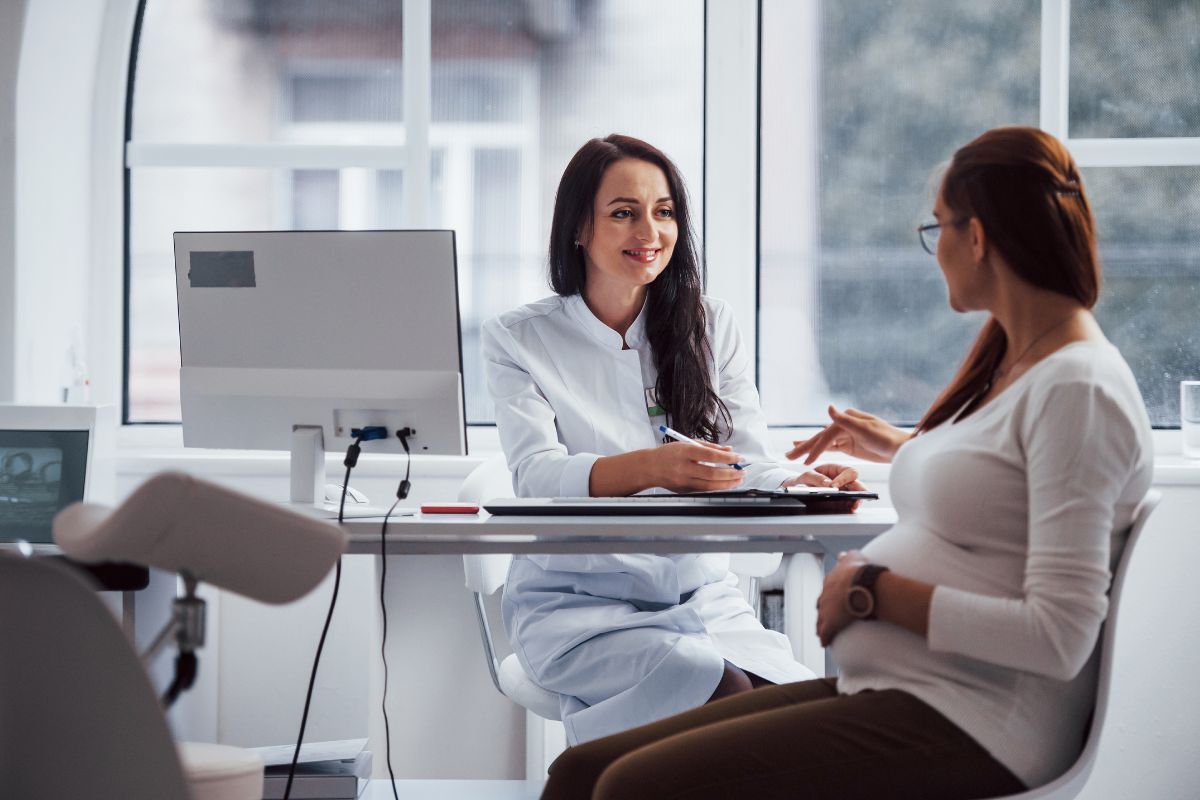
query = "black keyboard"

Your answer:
(483, 489), (877, 517)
